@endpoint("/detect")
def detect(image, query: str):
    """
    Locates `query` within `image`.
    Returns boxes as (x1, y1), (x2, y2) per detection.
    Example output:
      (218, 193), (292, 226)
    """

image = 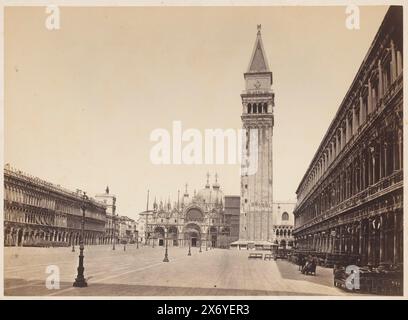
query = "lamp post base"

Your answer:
(73, 245), (87, 287)
(73, 262), (87, 287)
(73, 276), (88, 287)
